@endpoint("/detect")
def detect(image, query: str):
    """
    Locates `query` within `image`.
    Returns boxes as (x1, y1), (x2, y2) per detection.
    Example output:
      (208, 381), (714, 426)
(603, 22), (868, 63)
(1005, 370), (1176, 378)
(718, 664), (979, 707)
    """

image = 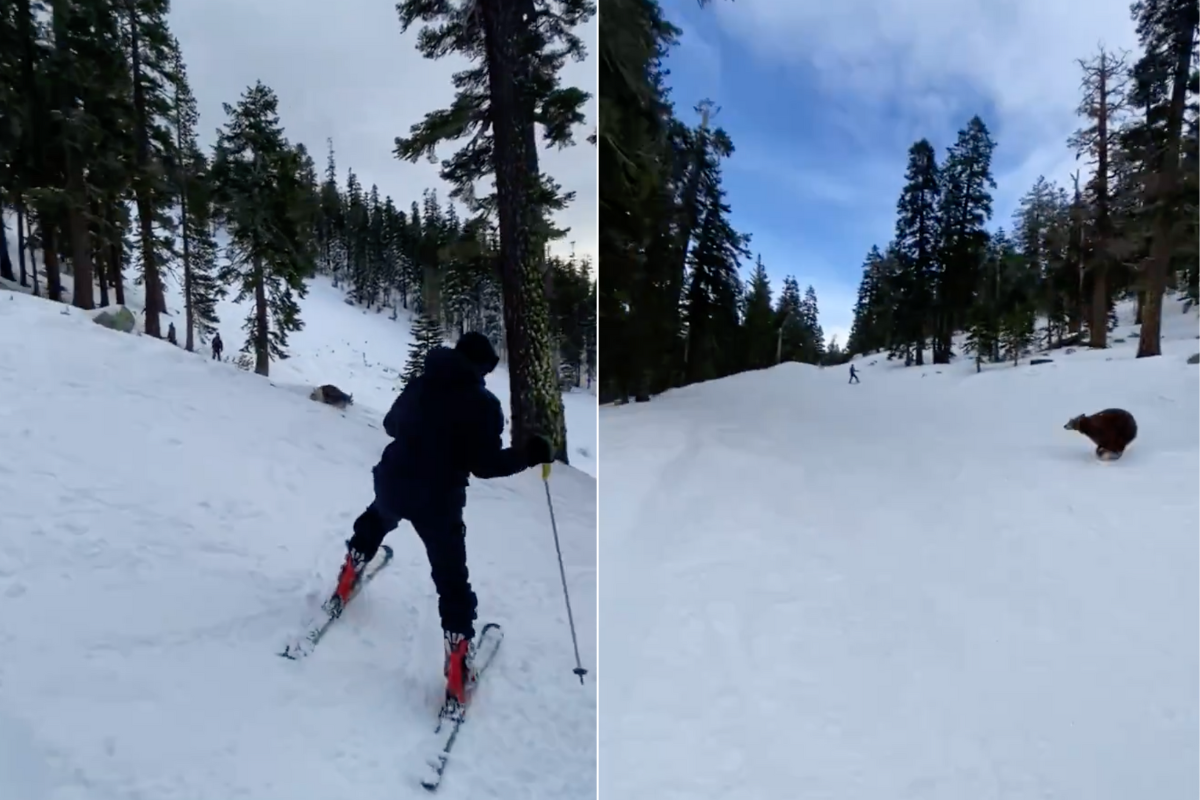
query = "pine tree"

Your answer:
(582, 272), (597, 388)
(123, 0), (179, 335)
(1012, 176), (1063, 345)
(401, 314), (446, 385)
(741, 255), (775, 369)
(0, 3), (20, 283)
(683, 161), (748, 383)
(823, 335), (848, 366)
(775, 276), (806, 363)
(999, 300), (1038, 366)
(545, 251), (594, 386)
(394, 0), (595, 462)
(996, 222), (1042, 366)
(87, 4), (137, 310)
(964, 230), (1014, 370)
(210, 81), (315, 377)
(480, 273), (506, 357)
(847, 246), (892, 356)
(182, 156), (222, 347)
(172, 49), (224, 352)
(316, 140), (345, 279)
(379, 195), (403, 309)
(800, 285), (825, 364)
(598, 0), (691, 401)
(934, 115), (996, 363)
(343, 169), (367, 299)
(47, 0), (104, 309)
(890, 139), (941, 366)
